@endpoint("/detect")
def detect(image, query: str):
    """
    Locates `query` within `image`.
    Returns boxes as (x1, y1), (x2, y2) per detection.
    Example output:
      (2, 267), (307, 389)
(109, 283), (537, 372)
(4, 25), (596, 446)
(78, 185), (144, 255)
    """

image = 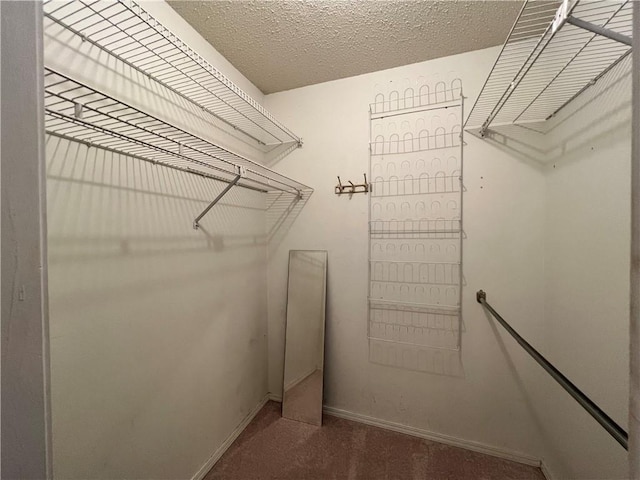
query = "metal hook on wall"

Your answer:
(335, 173), (371, 195)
